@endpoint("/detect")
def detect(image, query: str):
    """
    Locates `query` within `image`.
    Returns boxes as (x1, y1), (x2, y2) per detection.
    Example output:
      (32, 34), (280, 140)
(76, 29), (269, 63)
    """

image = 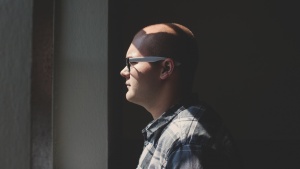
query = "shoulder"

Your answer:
(157, 104), (213, 153)
(154, 105), (214, 167)
(159, 102), (229, 151)
(166, 103), (217, 136)
(167, 105), (211, 141)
